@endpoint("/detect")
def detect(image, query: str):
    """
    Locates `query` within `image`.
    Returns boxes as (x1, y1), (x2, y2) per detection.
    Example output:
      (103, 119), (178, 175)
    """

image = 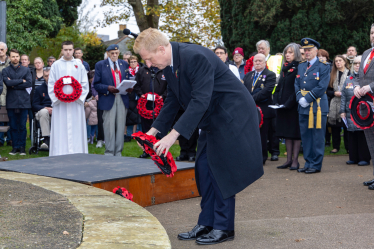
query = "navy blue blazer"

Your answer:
(151, 42), (263, 199)
(93, 58), (130, 110)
